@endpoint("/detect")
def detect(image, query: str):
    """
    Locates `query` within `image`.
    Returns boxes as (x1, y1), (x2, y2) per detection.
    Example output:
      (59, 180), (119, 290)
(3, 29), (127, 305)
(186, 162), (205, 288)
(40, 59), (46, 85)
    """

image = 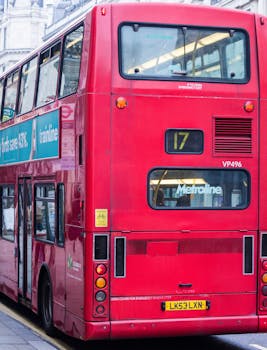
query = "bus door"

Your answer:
(18, 177), (32, 301)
